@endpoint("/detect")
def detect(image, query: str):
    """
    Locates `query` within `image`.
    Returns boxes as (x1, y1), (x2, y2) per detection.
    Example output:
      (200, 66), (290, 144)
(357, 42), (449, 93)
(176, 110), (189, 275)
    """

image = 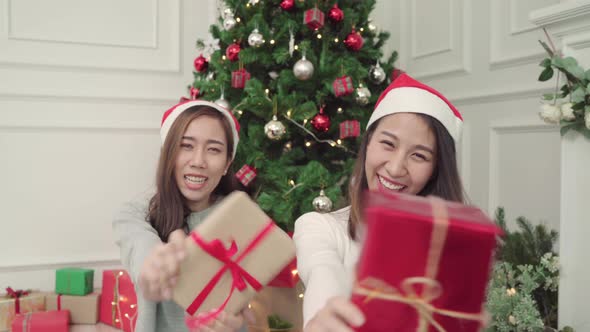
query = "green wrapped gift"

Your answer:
(55, 268), (94, 295)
